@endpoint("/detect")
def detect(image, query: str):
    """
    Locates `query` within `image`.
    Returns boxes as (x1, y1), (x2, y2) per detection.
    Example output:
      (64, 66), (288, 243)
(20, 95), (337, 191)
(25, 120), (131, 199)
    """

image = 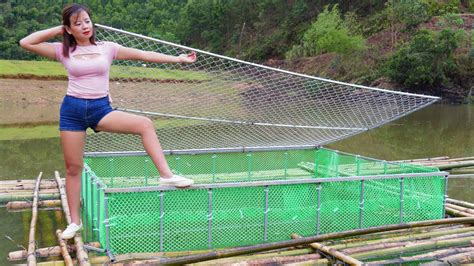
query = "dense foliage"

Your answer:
(0, 0), (472, 100)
